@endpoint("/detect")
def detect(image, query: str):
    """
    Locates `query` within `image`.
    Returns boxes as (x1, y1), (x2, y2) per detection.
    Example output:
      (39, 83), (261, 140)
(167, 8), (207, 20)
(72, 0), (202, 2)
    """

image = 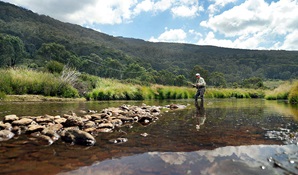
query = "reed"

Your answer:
(288, 81), (298, 104)
(0, 68), (79, 98)
(265, 81), (294, 100)
(205, 88), (264, 98)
